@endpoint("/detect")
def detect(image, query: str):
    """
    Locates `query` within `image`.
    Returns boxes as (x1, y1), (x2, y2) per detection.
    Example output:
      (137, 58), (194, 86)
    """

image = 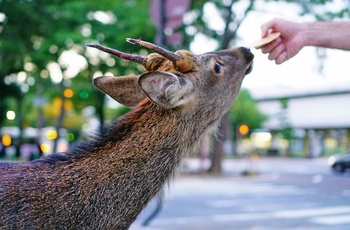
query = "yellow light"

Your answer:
(64, 100), (73, 110)
(46, 130), (58, 140)
(52, 98), (63, 117)
(238, 124), (249, 136)
(63, 88), (74, 98)
(2, 134), (12, 147)
(40, 143), (51, 153)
